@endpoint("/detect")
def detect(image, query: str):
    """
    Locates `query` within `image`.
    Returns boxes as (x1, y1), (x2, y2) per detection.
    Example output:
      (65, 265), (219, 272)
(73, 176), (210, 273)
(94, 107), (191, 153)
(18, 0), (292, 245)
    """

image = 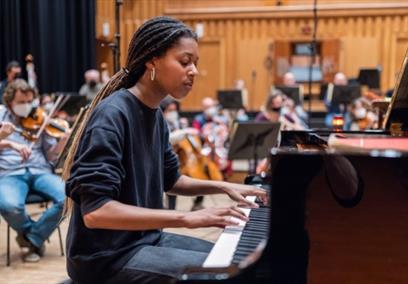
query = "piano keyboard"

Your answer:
(203, 196), (270, 267)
